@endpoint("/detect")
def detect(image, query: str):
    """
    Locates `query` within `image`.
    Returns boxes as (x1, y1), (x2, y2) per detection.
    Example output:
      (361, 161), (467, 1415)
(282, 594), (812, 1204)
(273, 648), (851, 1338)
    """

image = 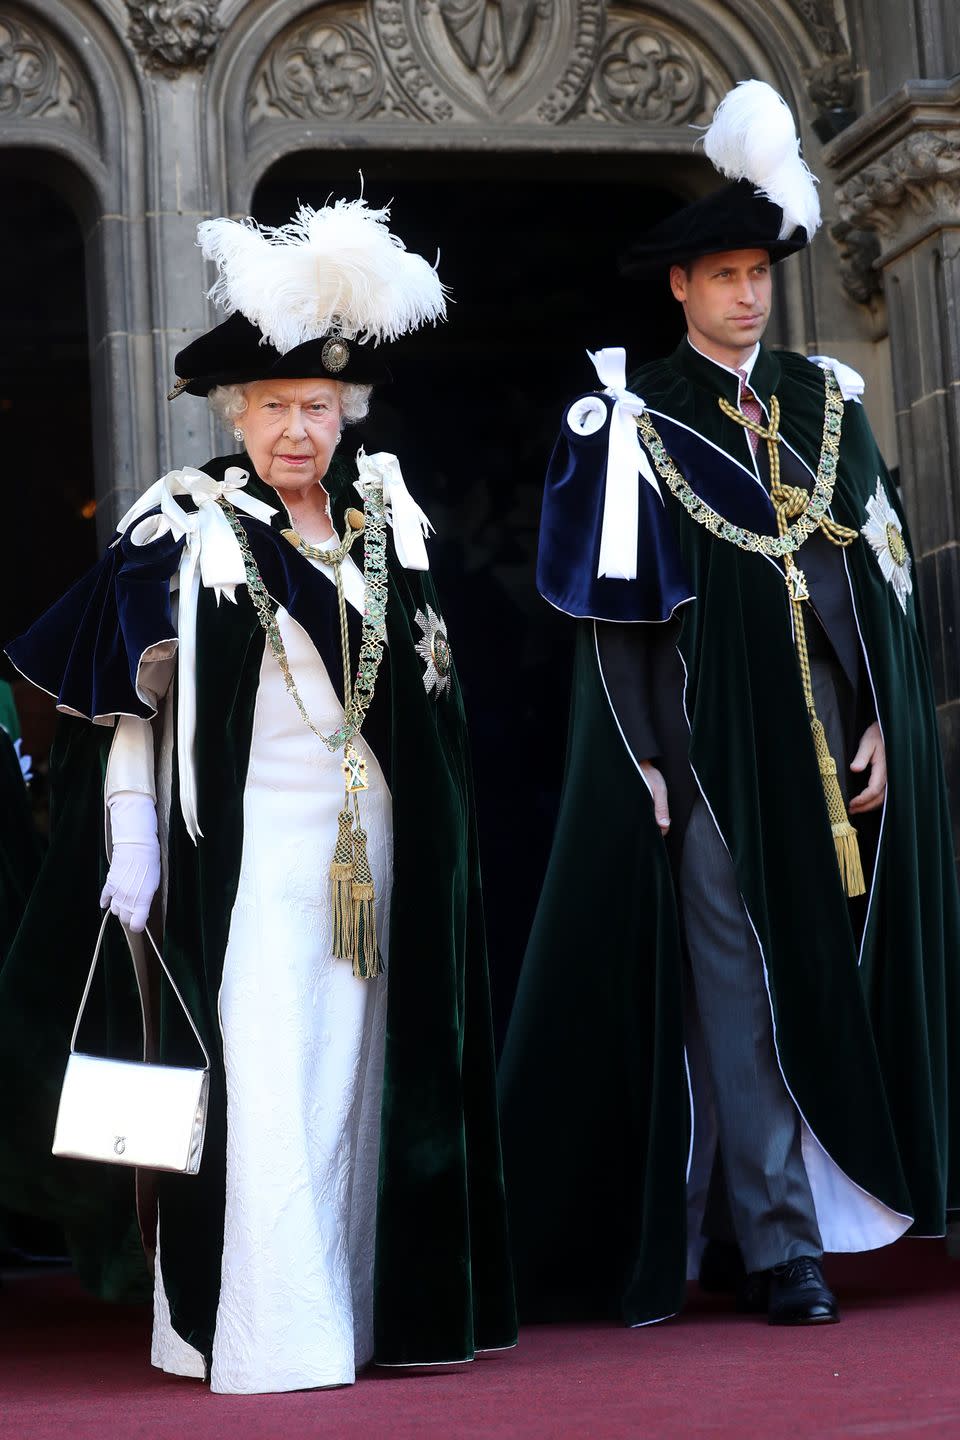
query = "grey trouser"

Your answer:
(678, 658), (848, 1272)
